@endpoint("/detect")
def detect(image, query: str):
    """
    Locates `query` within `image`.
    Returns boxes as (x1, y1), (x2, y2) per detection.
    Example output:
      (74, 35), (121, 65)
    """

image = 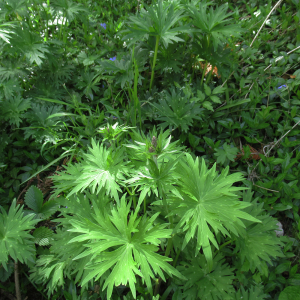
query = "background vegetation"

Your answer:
(0, 0), (300, 299)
